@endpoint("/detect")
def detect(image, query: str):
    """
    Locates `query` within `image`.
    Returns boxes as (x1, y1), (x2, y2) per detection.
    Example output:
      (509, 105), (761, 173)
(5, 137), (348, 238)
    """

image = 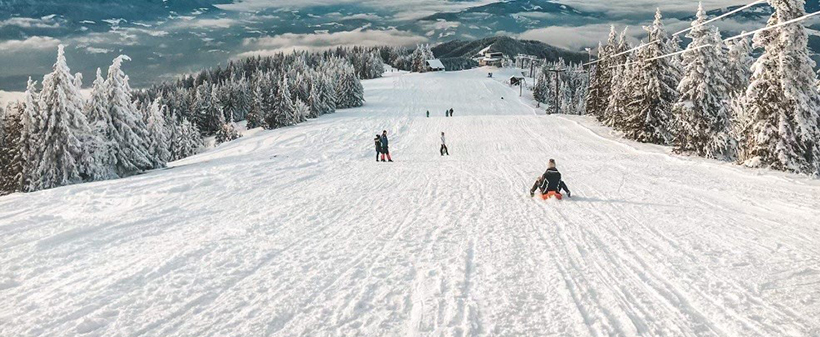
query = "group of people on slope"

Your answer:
(374, 130), (393, 162)
(372, 131), (571, 201)
(373, 130), (450, 162)
(426, 108), (454, 118)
